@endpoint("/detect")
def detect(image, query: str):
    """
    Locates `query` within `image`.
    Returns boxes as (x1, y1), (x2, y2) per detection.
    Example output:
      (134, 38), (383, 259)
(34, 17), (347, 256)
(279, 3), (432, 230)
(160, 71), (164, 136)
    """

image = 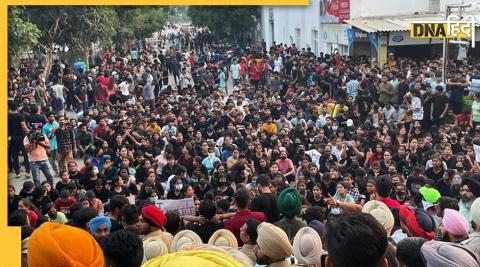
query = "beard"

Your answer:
(461, 197), (474, 209)
(256, 254), (271, 265)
